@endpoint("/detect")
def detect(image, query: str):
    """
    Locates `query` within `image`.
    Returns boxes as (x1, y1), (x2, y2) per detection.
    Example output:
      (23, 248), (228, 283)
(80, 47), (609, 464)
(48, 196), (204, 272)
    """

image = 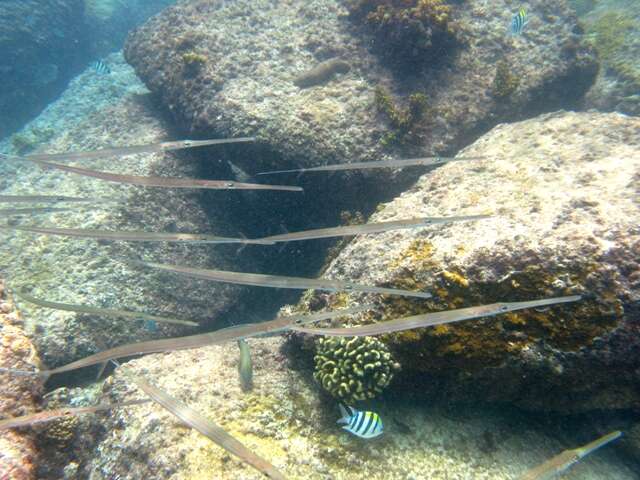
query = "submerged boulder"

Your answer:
(124, 0), (597, 174)
(297, 110), (640, 413)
